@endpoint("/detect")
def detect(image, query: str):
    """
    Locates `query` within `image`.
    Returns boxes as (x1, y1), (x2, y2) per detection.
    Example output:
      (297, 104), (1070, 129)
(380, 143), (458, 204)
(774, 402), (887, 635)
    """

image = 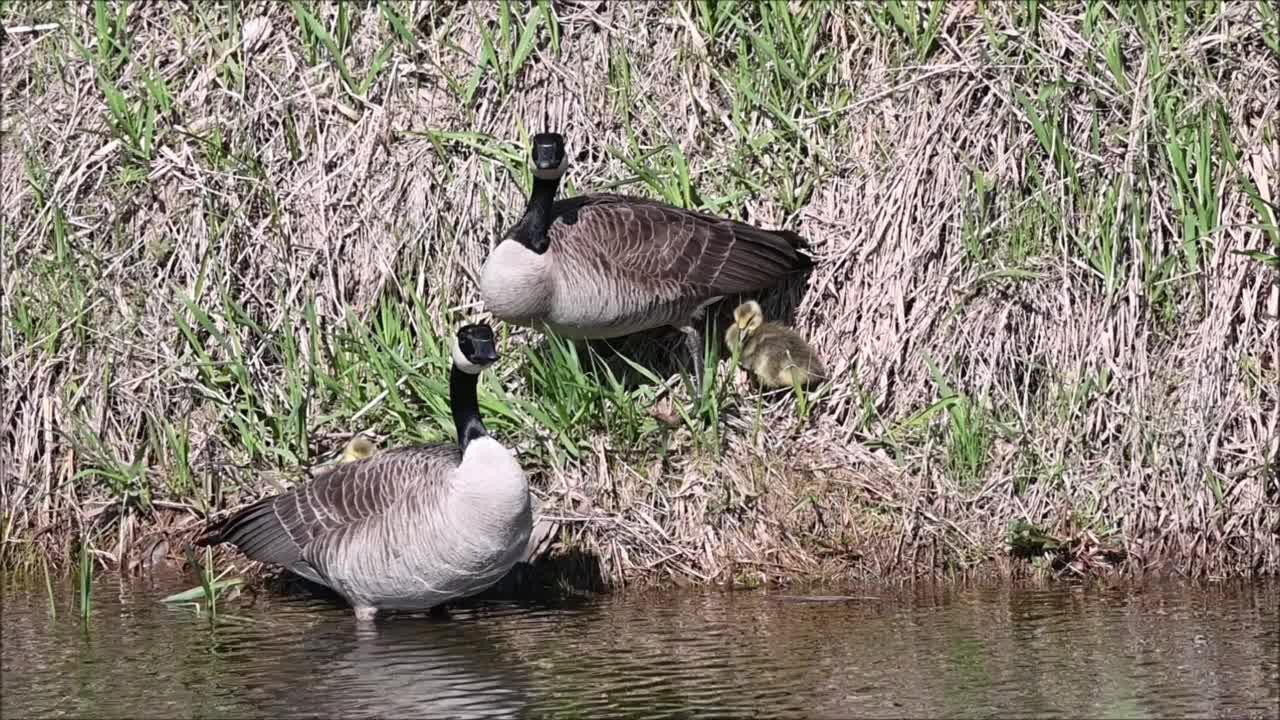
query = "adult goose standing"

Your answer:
(195, 323), (532, 621)
(478, 133), (812, 389)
